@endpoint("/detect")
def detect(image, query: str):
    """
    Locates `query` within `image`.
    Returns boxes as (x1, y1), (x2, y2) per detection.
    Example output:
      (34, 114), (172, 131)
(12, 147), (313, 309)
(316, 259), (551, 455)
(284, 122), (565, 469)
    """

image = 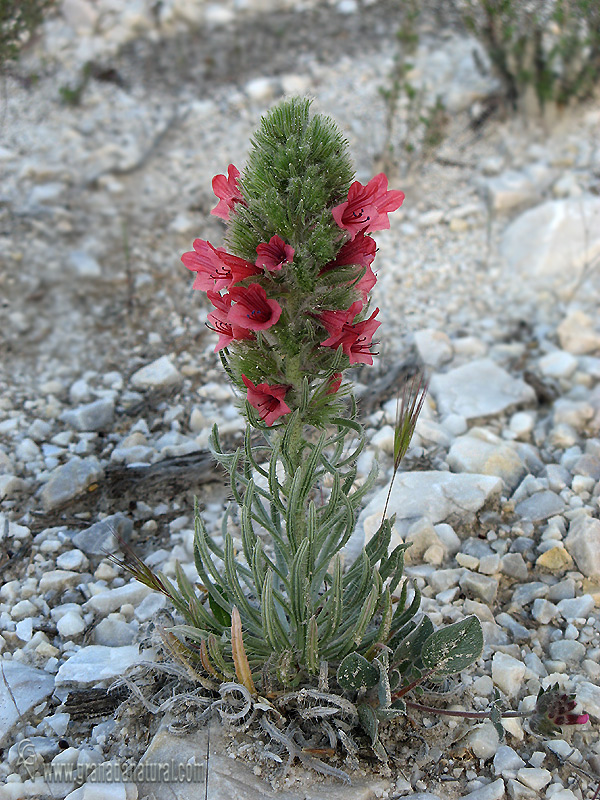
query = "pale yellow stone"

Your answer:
(536, 546), (574, 571)
(456, 552), (479, 569)
(36, 640), (60, 658)
(582, 579), (600, 604)
(449, 217), (469, 232)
